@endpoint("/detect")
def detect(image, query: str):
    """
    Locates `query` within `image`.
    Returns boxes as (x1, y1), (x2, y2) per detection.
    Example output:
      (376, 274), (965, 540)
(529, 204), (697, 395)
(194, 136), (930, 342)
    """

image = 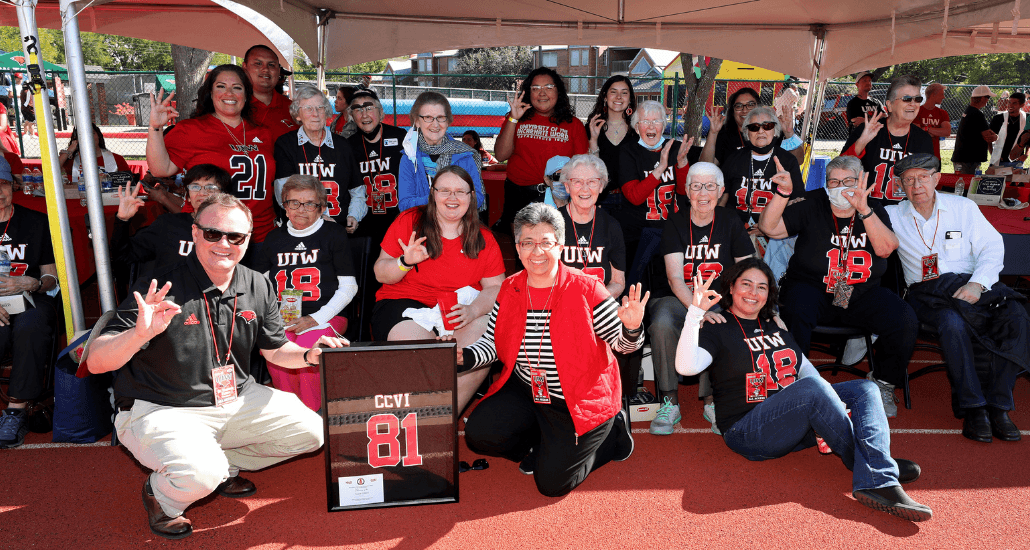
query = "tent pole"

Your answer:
(801, 28), (825, 142)
(60, 0), (116, 314)
(316, 11), (330, 92)
(14, 0), (85, 337)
